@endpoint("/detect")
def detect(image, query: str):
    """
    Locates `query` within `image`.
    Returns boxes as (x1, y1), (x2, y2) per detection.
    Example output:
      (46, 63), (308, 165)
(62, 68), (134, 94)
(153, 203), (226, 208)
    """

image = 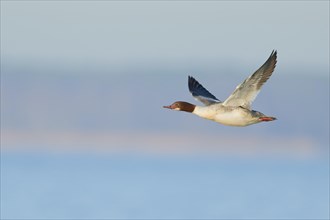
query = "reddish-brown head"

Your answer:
(163, 101), (196, 113)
